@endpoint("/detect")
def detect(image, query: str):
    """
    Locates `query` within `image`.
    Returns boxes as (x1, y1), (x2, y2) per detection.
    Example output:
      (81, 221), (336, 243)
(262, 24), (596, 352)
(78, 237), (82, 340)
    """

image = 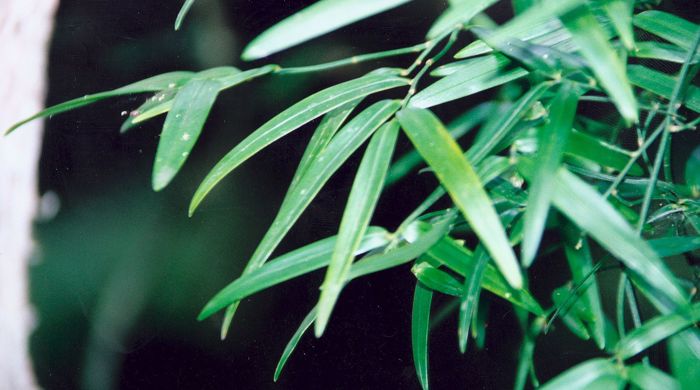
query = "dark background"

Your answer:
(30, 0), (698, 389)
